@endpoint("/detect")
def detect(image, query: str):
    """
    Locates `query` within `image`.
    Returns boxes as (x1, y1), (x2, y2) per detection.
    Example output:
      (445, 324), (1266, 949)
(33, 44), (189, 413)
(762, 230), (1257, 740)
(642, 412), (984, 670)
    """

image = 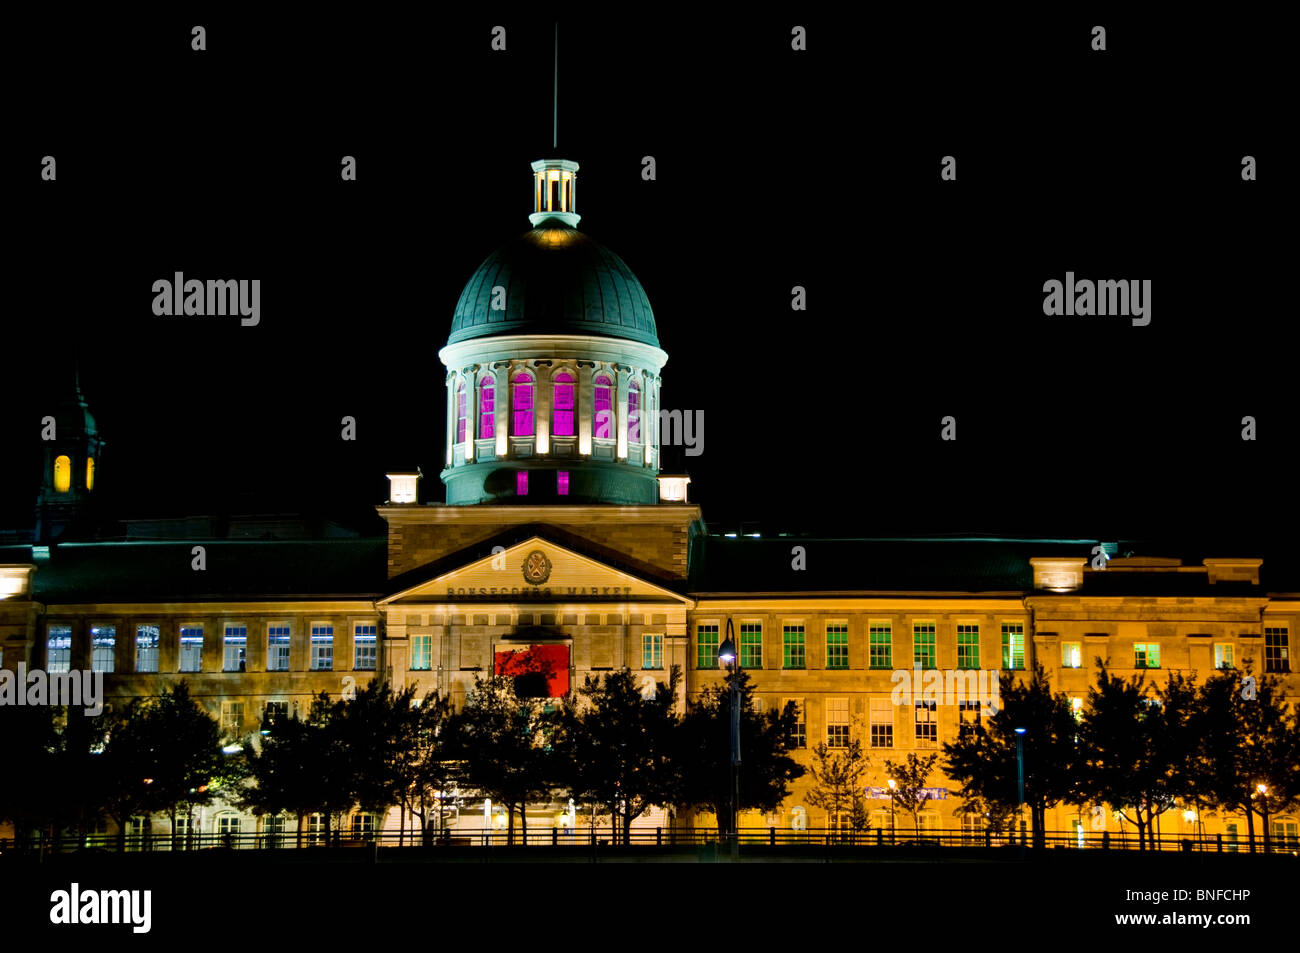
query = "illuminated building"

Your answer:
(2, 158), (1298, 849)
